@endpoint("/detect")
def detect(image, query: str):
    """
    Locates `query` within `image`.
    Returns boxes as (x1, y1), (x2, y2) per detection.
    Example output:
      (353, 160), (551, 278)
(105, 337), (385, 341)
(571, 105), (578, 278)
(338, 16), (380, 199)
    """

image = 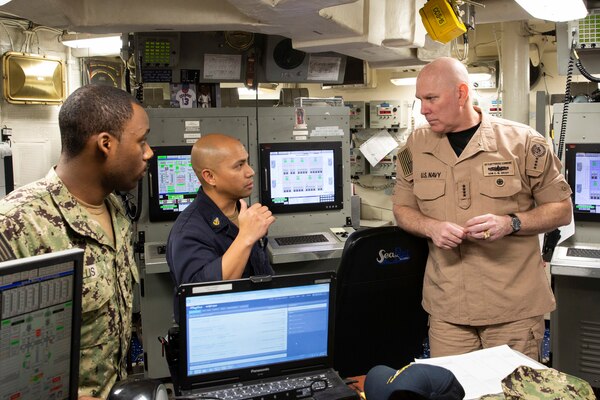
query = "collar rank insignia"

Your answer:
(212, 217), (220, 226)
